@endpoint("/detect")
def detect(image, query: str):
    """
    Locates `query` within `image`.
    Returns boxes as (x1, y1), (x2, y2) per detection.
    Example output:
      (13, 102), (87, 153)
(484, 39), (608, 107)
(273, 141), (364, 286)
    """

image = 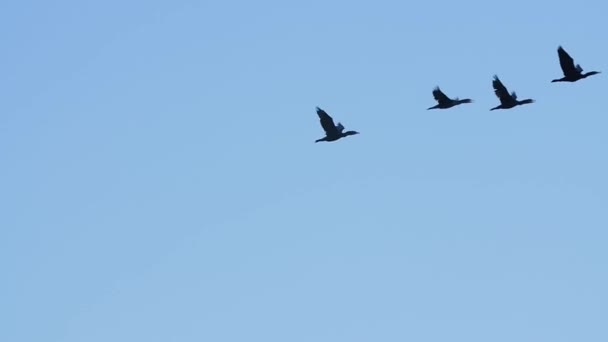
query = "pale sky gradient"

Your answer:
(1, 1), (607, 341)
